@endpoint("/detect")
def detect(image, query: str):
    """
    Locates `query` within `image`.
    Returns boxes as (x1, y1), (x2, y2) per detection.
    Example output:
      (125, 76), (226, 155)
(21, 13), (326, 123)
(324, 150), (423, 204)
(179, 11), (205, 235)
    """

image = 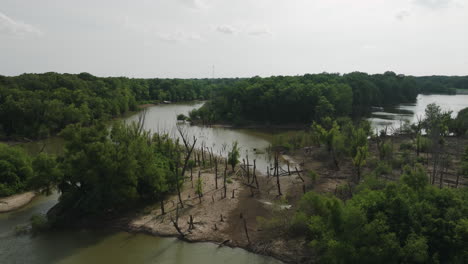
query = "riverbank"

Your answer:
(127, 163), (312, 263)
(0, 191), (36, 213)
